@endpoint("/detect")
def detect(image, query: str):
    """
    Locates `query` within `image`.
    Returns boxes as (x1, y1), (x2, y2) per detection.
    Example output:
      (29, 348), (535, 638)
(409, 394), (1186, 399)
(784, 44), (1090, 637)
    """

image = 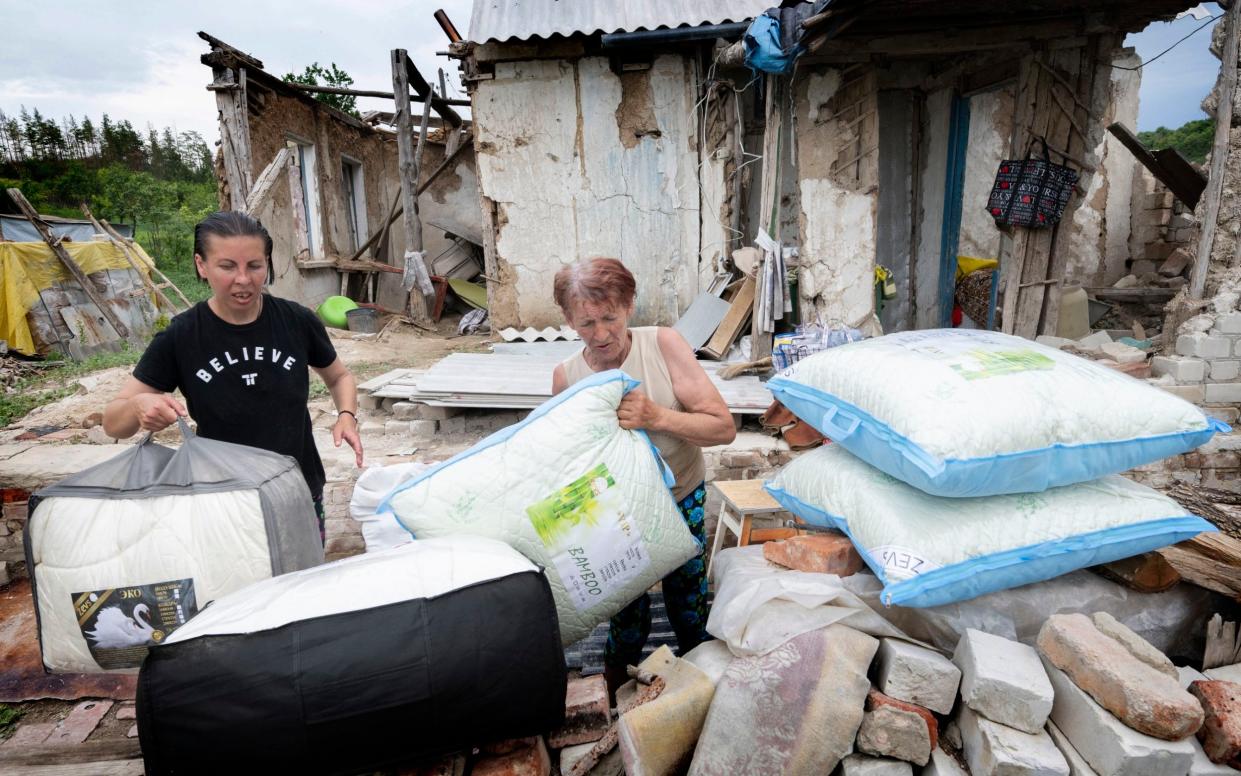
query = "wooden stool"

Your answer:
(707, 479), (790, 579)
